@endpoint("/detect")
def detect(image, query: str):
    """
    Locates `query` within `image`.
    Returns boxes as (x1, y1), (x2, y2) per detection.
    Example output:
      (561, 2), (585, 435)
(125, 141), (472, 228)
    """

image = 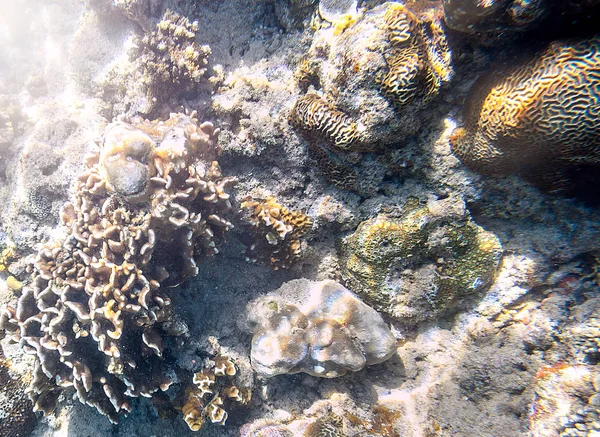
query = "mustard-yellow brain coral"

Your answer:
(450, 37), (600, 191)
